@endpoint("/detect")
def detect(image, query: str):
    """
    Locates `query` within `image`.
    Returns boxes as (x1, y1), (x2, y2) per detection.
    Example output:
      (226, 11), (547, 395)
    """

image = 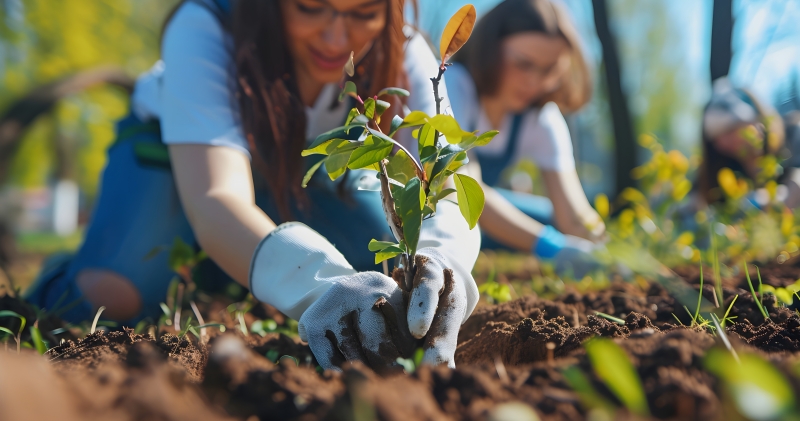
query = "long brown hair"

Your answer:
(454, 0), (591, 113)
(697, 87), (785, 204)
(164, 0), (410, 219)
